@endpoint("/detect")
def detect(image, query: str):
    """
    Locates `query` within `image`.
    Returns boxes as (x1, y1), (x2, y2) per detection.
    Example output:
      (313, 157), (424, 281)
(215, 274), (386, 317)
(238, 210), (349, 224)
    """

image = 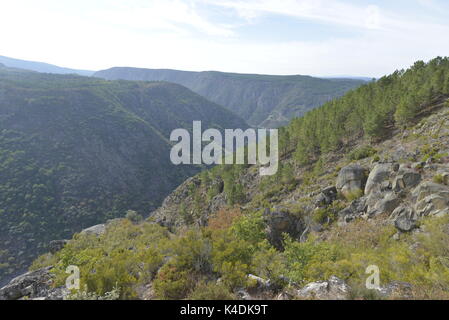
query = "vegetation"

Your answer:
(30, 212), (449, 300)
(95, 67), (365, 127)
(0, 66), (248, 282)
(284, 57), (449, 164)
(18, 57), (449, 300)
(348, 145), (377, 161)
